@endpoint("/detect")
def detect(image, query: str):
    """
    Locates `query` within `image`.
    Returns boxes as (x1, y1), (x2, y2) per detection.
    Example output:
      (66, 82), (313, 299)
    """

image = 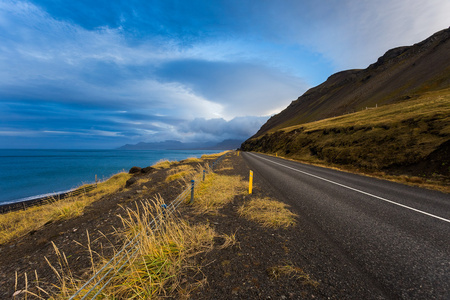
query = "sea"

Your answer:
(0, 149), (220, 205)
